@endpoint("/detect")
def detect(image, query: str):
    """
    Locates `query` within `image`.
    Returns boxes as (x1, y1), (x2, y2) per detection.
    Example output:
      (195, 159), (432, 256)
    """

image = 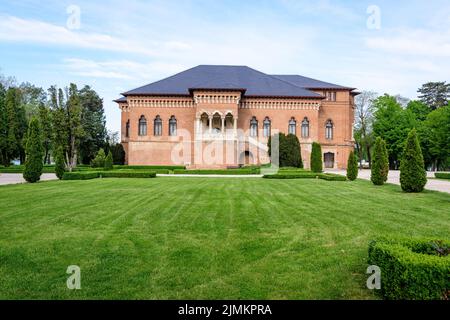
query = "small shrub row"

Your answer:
(368, 237), (450, 300)
(99, 171), (156, 178)
(62, 172), (100, 180)
(62, 170), (157, 180)
(263, 172), (347, 181)
(174, 168), (260, 175)
(435, 172), (450, 180)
